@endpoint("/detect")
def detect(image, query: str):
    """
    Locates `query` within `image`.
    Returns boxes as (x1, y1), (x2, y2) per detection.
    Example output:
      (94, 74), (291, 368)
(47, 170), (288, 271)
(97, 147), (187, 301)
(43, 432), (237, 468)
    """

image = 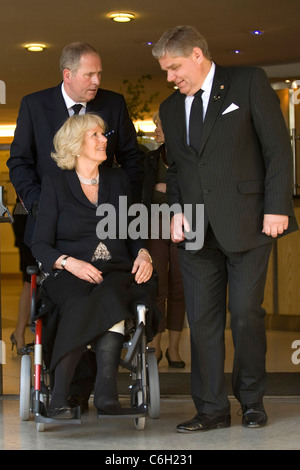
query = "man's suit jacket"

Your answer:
(160, 65), (298, 253)
(7, 84), (144, 243)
